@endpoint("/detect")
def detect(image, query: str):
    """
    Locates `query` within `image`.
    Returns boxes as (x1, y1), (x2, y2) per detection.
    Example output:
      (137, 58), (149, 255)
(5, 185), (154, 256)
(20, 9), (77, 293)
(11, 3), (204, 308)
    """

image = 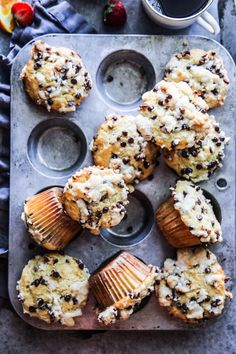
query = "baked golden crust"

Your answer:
(17, 253), (90, 327)
(163, 123), (229, 182)
(63, 166), (129, 235)
(89, 251), (157, 325)
(20, 40), (92, 113)
(156, 248), (232, 323)
(91, 114), (159, 184)
(22, 187), (81, 250)
(137, 80), (213, 150)
(156, 180), (222, 247)
(164, 49), (229, 109)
